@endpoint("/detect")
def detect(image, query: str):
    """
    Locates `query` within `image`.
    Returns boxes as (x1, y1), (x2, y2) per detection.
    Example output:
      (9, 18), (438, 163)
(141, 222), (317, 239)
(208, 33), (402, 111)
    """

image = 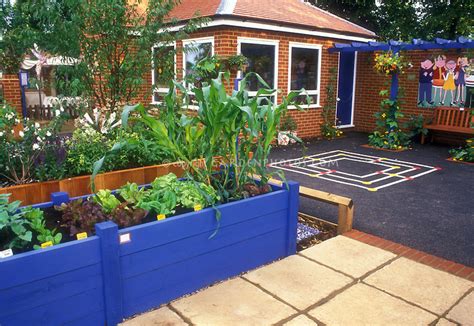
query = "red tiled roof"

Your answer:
(167, 0), (376, 38)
